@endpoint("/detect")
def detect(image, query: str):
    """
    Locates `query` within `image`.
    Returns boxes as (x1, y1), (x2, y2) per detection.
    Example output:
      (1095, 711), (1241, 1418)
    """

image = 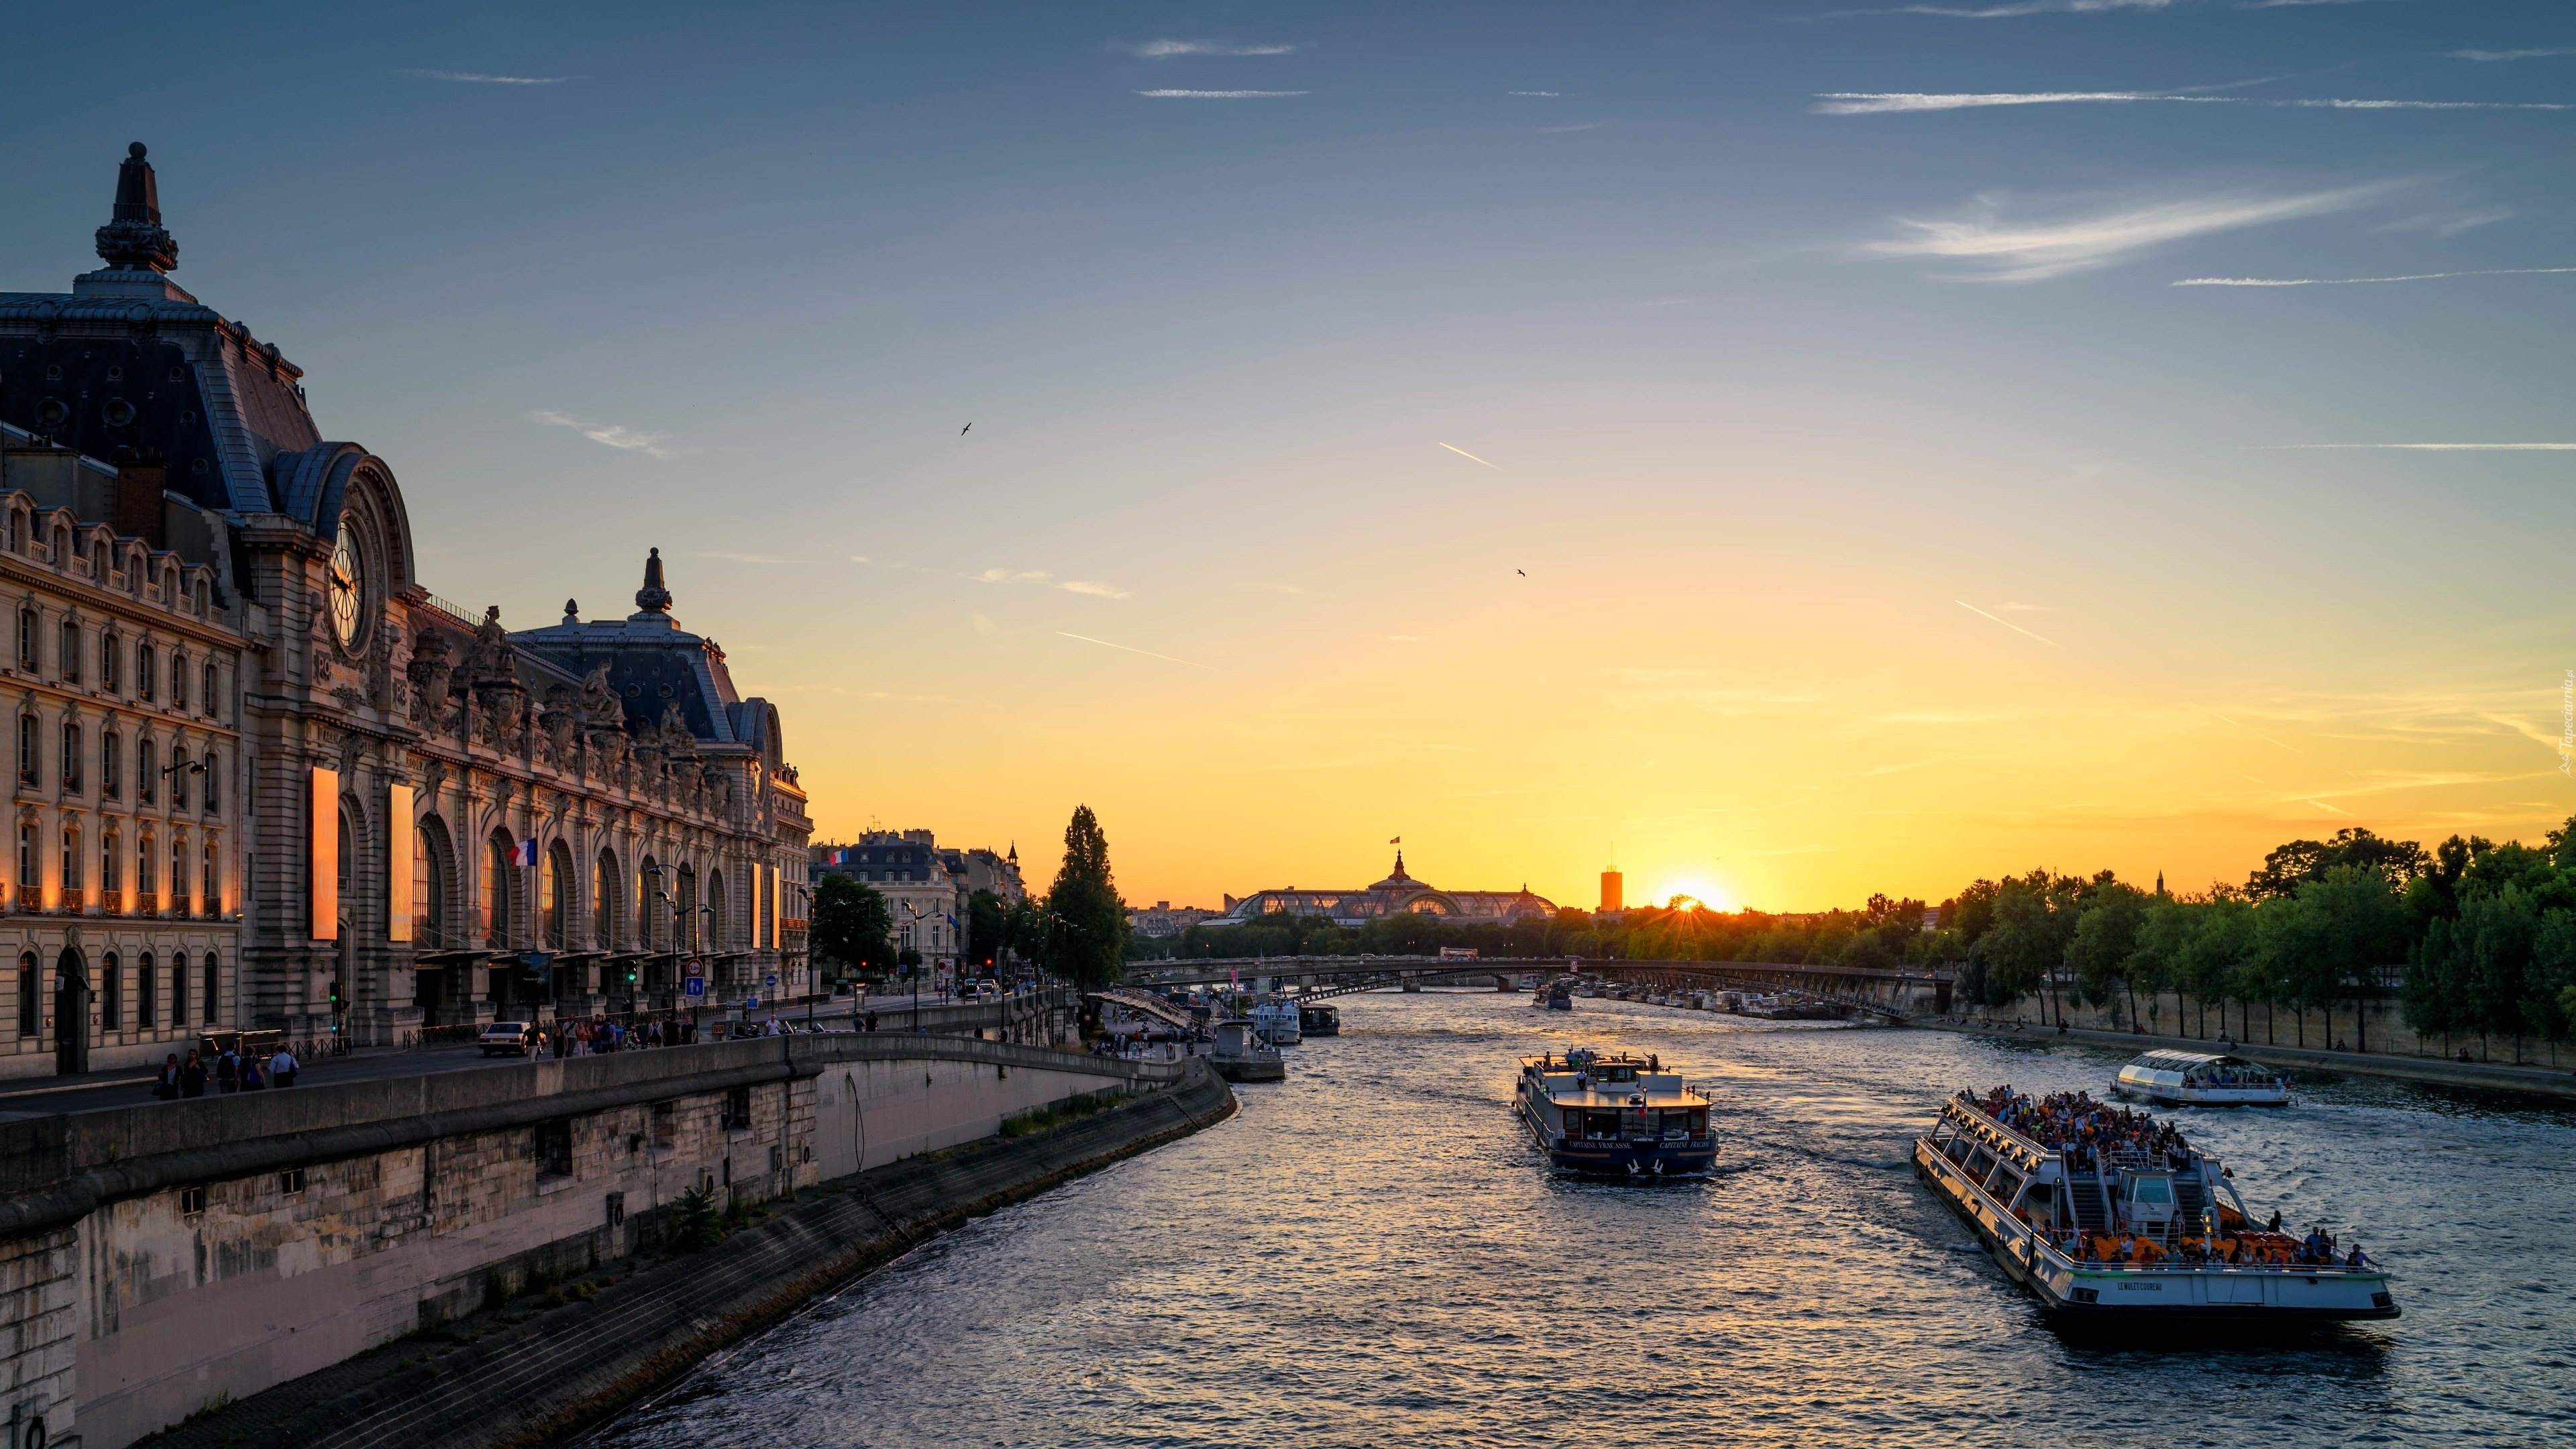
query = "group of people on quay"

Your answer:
(151, 1041), (303, 1098)
(1973, 1085), (2195, 1171)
